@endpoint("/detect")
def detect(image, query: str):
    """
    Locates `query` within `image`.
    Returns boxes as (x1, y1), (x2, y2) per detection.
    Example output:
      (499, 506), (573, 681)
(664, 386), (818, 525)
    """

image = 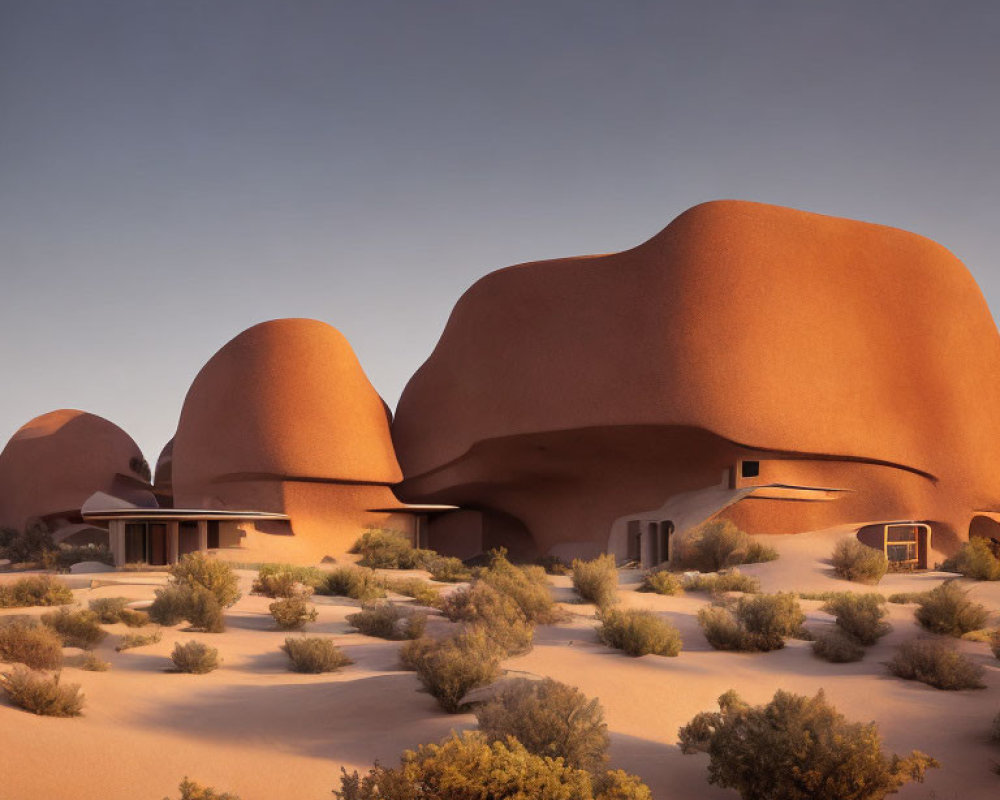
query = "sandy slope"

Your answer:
(2, 533), (999, 800)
